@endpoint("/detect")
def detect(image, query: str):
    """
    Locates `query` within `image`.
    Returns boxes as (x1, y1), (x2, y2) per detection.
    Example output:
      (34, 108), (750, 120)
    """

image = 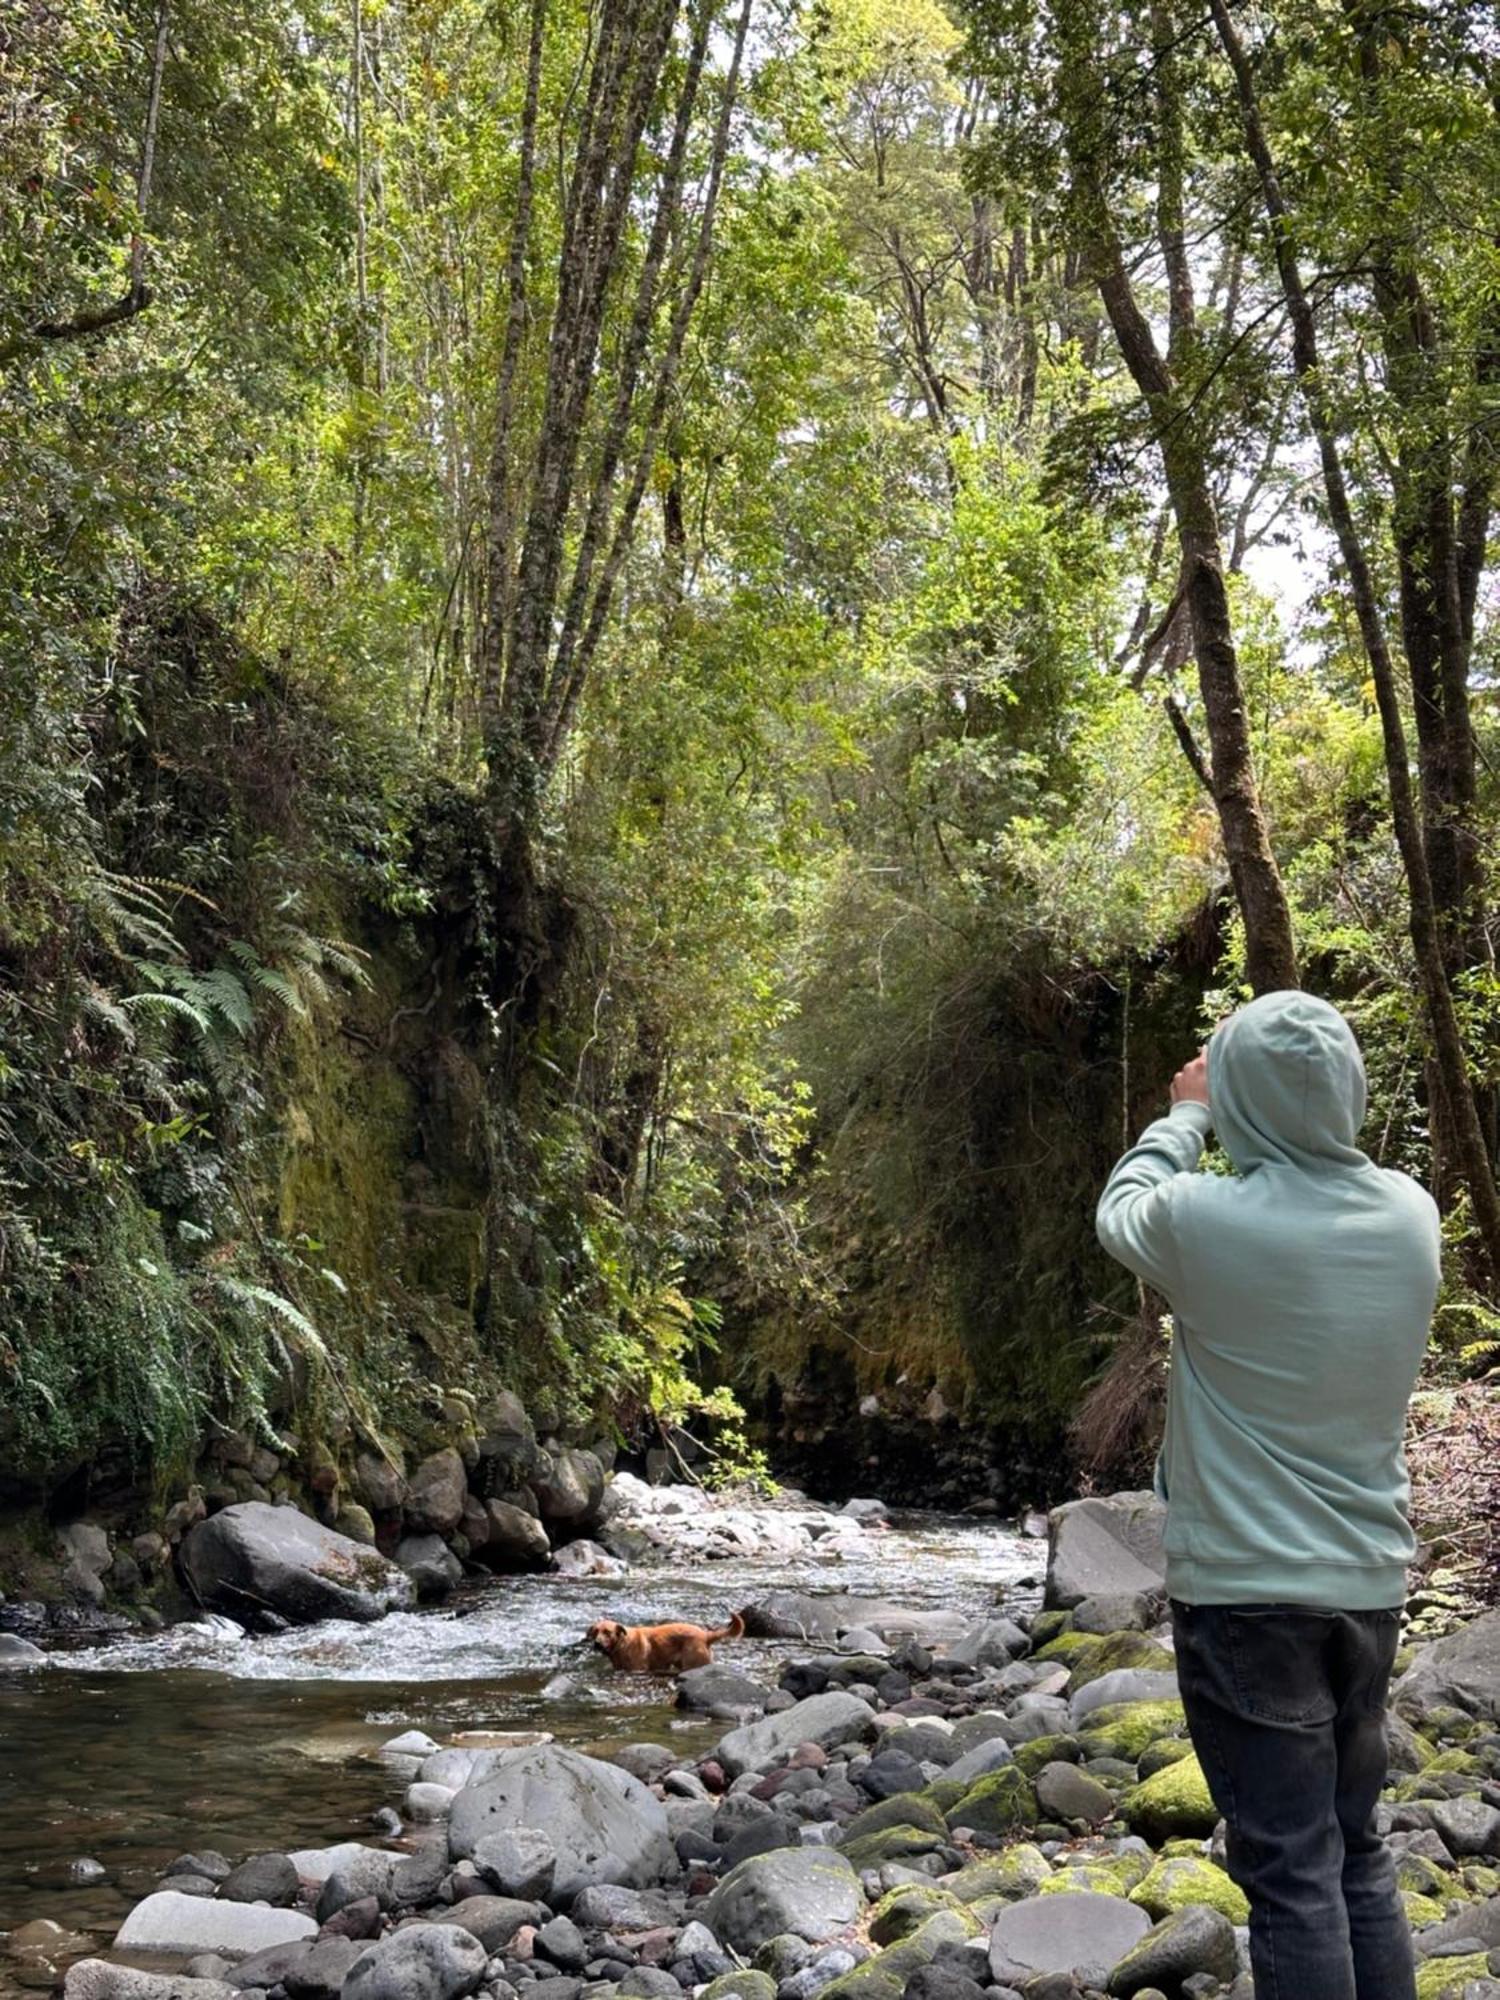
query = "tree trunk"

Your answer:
(1210, 0), (1500, 1283)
